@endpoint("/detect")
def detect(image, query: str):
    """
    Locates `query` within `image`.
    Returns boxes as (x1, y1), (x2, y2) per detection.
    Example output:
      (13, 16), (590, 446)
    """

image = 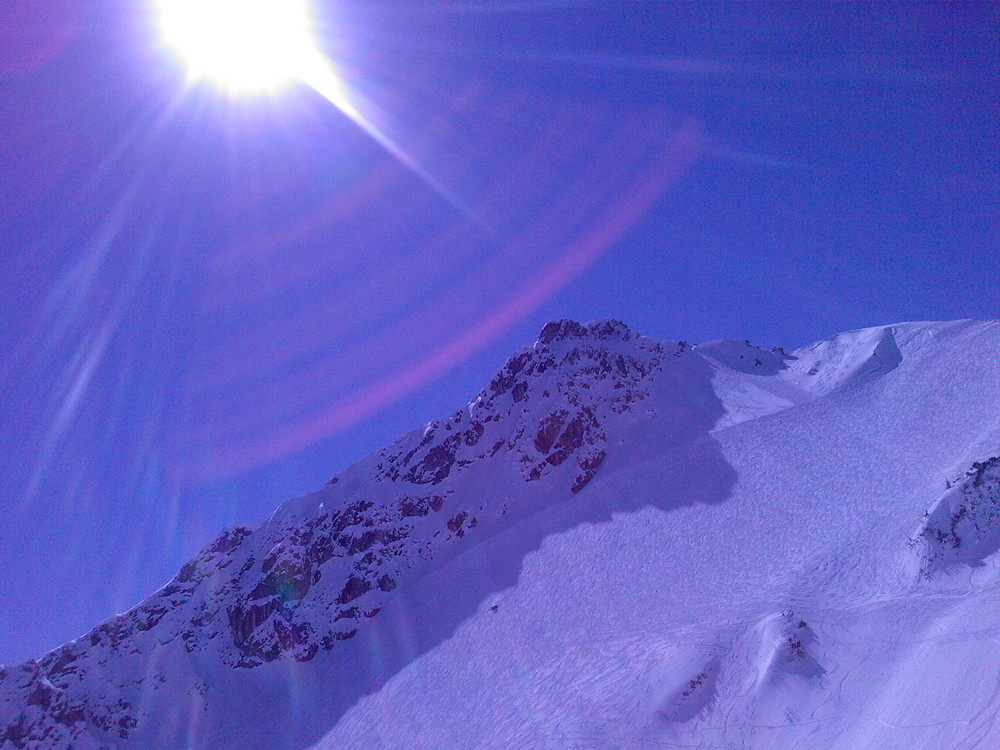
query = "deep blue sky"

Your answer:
(1, 1), (997, 665)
